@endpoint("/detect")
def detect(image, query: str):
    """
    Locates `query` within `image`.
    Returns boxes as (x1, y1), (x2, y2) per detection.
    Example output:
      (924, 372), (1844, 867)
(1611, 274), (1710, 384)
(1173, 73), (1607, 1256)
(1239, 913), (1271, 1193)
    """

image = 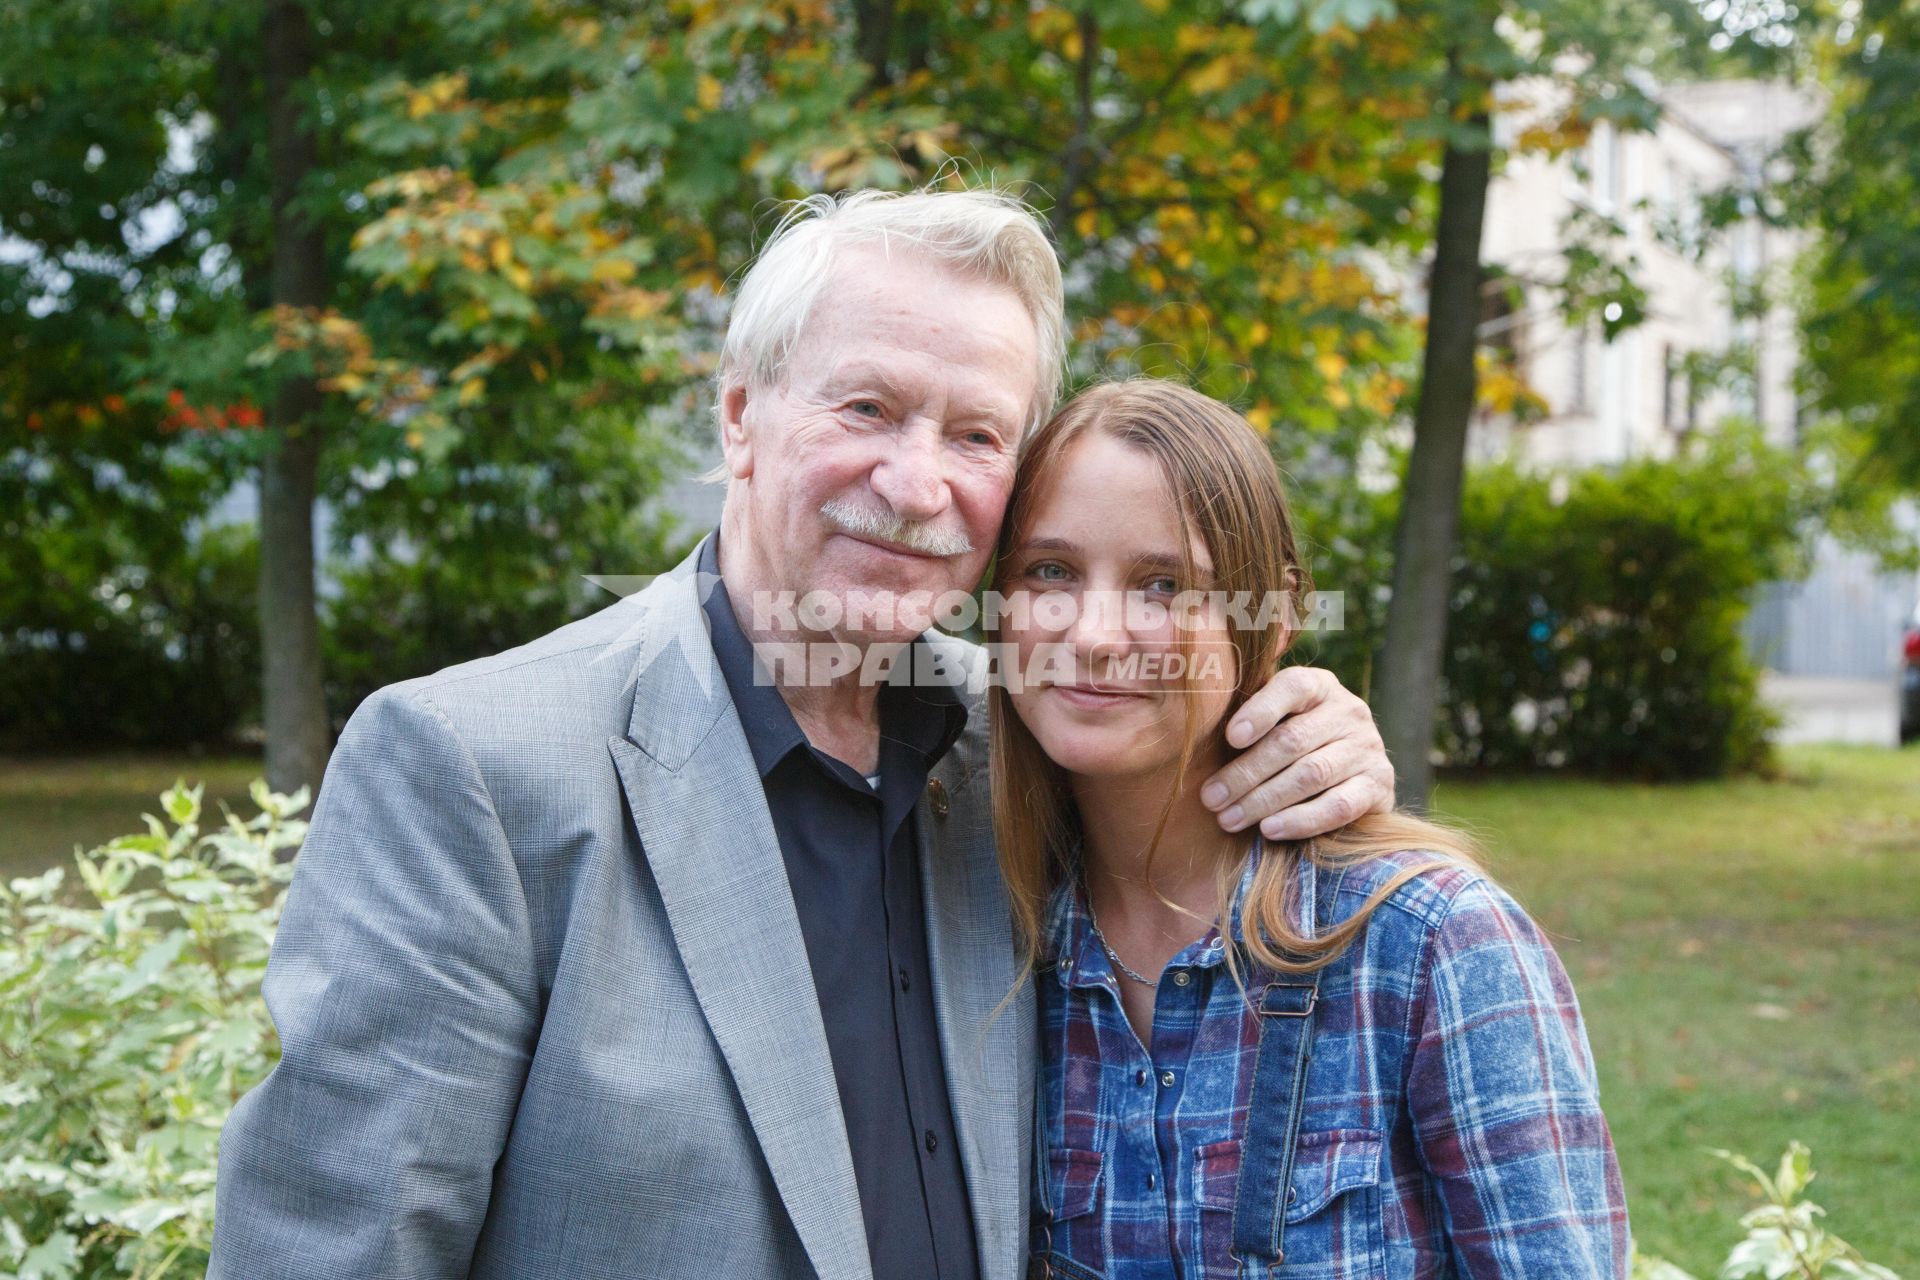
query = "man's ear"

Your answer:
(719, 381), (754, 480)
